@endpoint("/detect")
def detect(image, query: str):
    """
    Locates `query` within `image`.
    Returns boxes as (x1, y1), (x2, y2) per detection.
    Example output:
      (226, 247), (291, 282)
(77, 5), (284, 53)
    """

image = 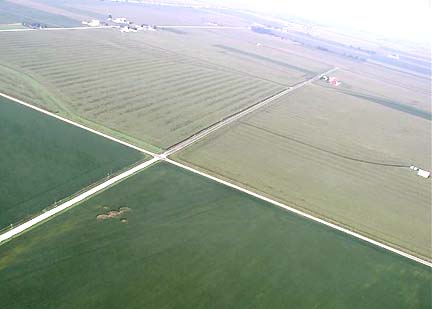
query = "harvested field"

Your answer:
(0, 162), (430, 308)
(0, 29), (295, 152)
(0, 95), (146, 230)
(132, 28), (332, 85)
(333, 66), (431, 113)
(174, 84), (432, 259)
